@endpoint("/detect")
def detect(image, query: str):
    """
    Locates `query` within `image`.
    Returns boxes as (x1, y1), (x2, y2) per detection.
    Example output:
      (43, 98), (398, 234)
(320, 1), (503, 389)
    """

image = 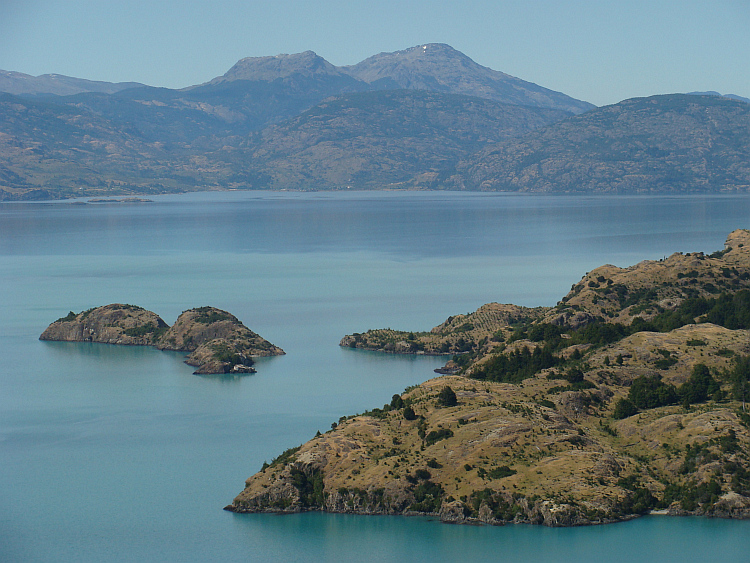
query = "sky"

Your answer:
(1, 0), (748, 107)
